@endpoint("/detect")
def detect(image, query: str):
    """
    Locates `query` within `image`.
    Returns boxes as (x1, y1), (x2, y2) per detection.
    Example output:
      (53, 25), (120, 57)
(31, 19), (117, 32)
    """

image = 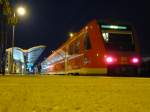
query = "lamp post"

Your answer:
(10, 6), (26, 74)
